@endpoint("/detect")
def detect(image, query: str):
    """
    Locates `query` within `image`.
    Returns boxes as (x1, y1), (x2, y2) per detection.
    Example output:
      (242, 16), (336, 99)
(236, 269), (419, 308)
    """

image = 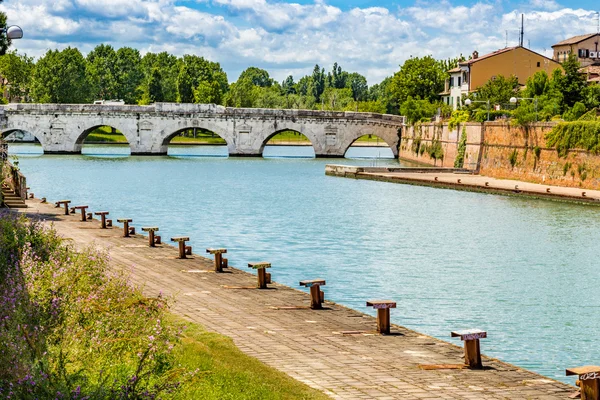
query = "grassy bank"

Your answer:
(0, 212), (327, 399)
(85, 126), (388, 148)
(85, 126), (128, 143)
